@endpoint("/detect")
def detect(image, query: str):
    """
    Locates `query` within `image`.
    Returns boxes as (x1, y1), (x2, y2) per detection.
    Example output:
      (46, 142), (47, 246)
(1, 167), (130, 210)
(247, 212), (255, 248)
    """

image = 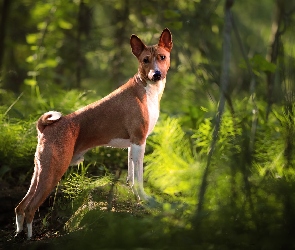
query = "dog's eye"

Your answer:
(143, 57), (149, 64)
(159, 55), (166, 60)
